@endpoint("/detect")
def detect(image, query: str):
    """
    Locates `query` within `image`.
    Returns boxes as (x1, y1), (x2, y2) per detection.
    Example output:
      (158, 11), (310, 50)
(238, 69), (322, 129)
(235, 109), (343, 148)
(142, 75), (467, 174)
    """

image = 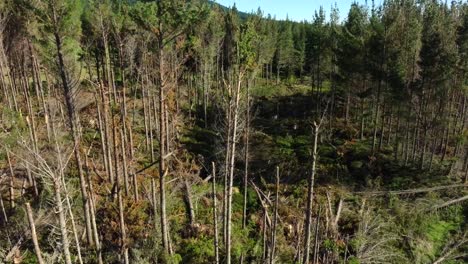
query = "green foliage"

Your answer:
(130, 0), (208, 44)
(30, 0), (84, 73)
(239, 20), (257, 71)
(0, 108), (27, 148)
(276, 19), (296, 78)
(1, 1), (468, 264)
(426, 221), (456, 243)
(251, 80), (312, 98)
(20, 251), (39, 264)
(180, 237), (214, 263)
(337, 3), (368, 81)
(347, 256), (360, 264)
(412, 219), (457, 263)
(163, 253), (182, 264)
(275, 135), (295, 156)
(181, 126), (217, 158)
(97, 197), (151, 251)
